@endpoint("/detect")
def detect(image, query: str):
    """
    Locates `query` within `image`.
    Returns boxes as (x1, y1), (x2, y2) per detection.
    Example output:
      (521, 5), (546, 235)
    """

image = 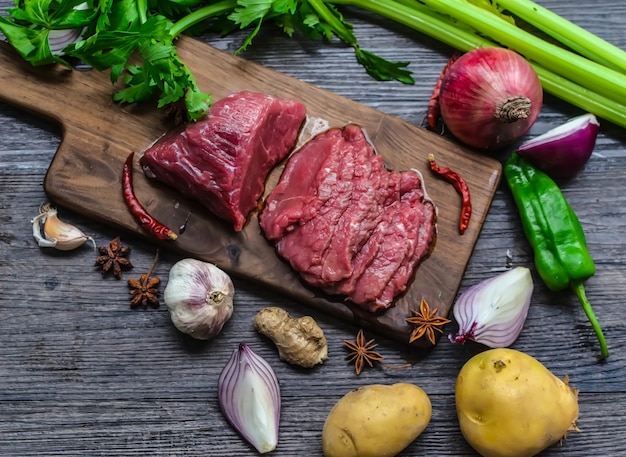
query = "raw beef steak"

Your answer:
(259, 124), (437, 312)
(140, 91), (307, 231)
